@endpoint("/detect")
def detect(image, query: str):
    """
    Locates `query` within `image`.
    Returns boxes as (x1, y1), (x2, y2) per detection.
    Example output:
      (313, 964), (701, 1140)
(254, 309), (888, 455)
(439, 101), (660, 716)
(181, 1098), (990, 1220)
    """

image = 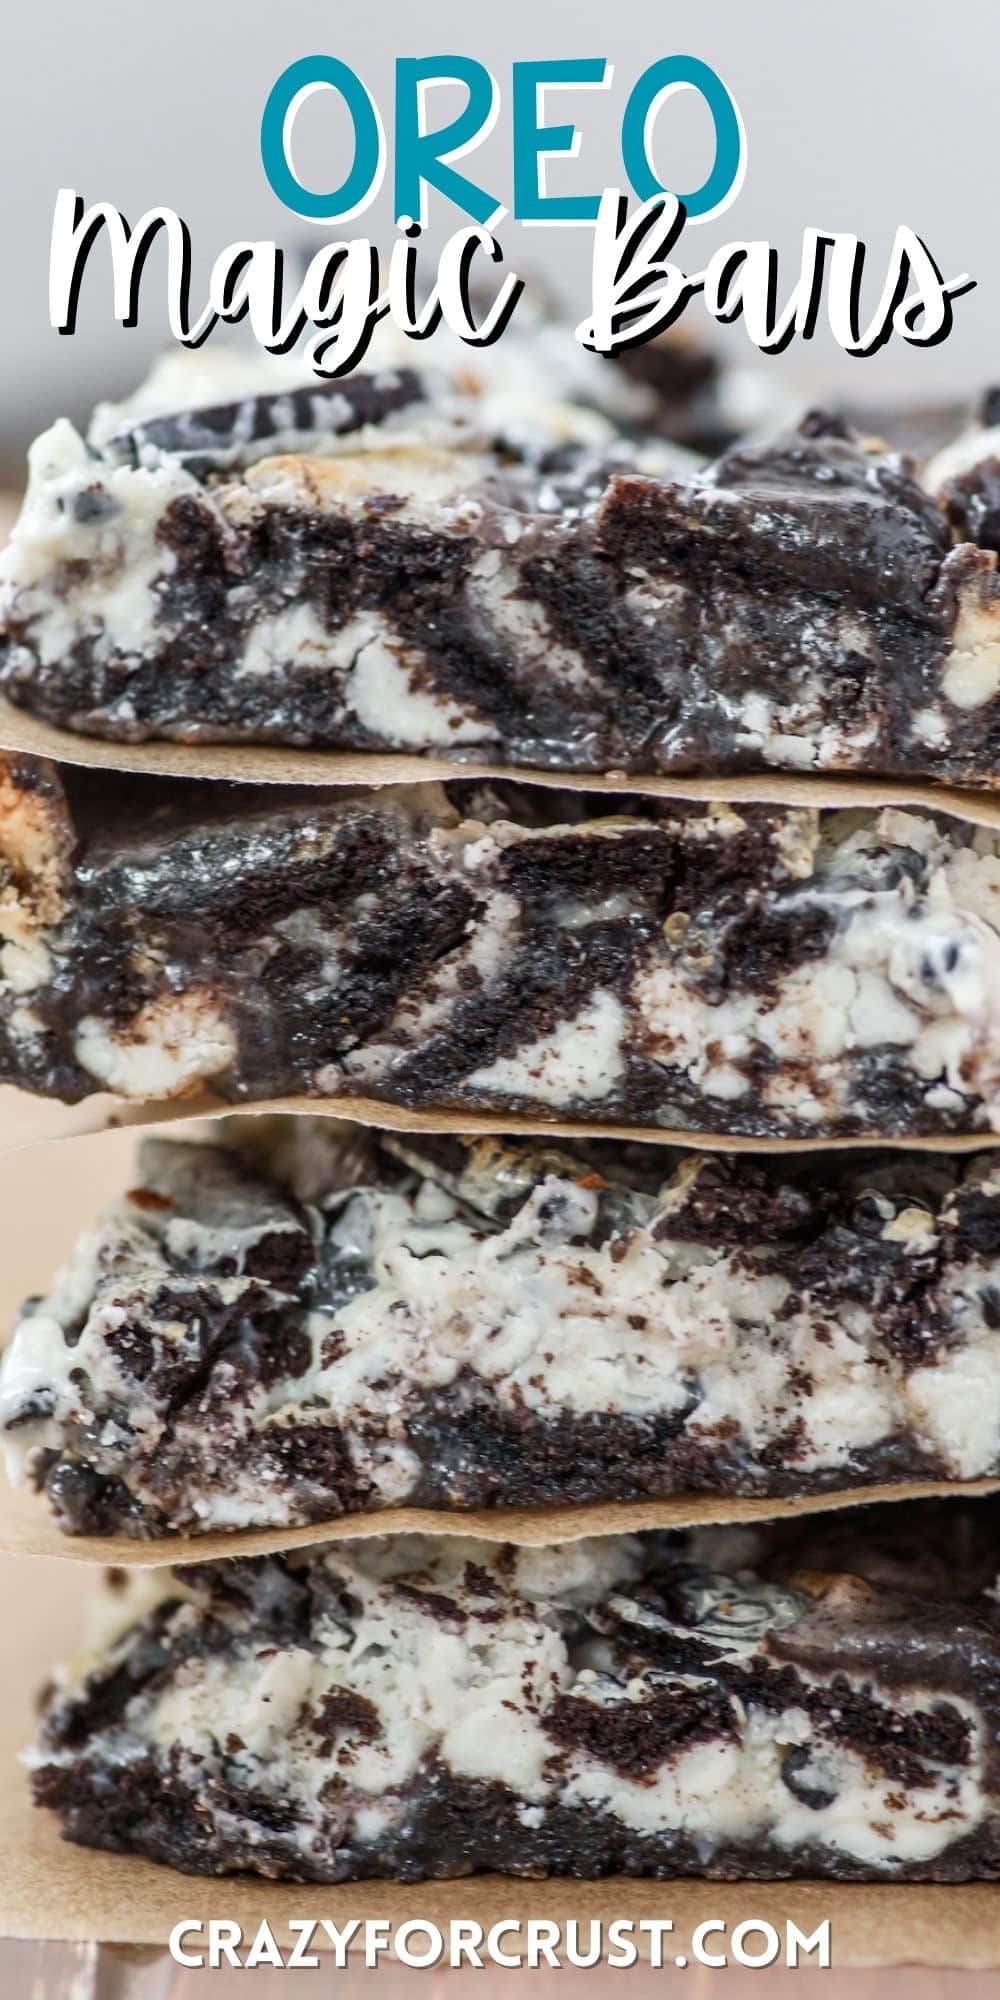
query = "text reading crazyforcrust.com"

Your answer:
(169, 1915), (833, 1970)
